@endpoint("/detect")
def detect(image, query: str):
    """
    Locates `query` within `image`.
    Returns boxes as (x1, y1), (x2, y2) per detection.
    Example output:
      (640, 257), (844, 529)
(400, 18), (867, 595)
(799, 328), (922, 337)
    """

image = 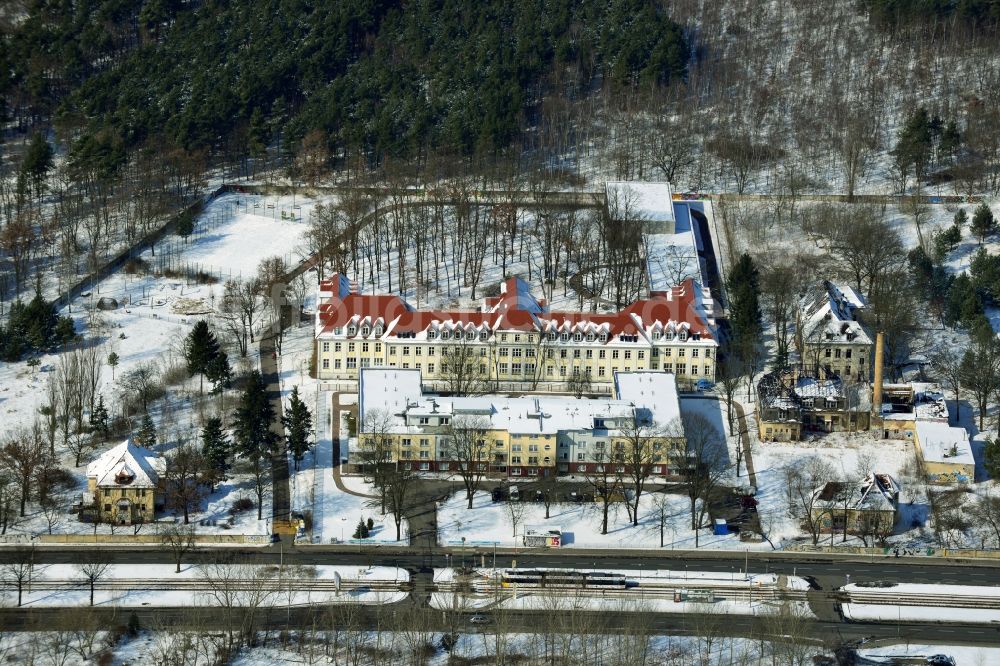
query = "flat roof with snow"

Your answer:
(915, 421), (974, 466)
(359, 369), (683, 435)
(606, 181), (675, 222)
